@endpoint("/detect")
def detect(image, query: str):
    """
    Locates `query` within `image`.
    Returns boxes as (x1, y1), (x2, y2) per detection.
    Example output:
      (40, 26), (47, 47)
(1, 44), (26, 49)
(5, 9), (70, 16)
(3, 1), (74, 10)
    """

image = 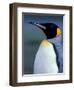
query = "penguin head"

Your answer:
(29, 22), (62, 39)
